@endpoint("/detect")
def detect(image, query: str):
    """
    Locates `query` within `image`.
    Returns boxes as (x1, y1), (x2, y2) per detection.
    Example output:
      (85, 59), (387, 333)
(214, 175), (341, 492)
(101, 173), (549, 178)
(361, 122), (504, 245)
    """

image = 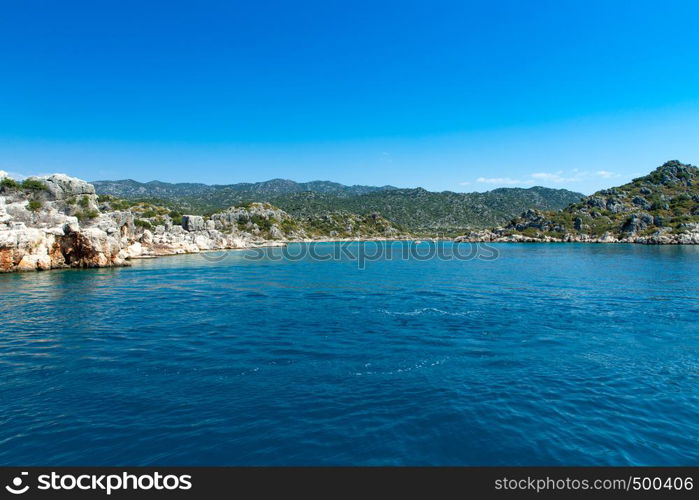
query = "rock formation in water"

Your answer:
(0, 174), (409, 272)
(455, 161), (699, 244)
